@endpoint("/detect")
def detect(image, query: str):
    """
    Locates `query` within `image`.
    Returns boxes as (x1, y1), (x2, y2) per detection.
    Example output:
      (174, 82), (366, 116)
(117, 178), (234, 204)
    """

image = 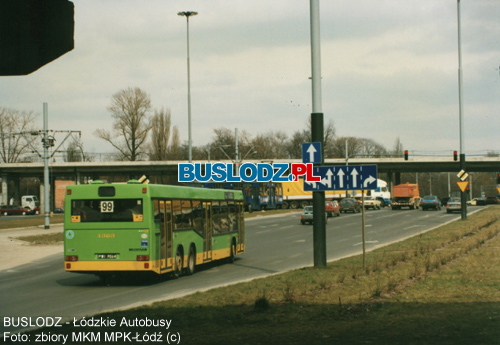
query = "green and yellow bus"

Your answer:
(64, 180), (245, 279)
